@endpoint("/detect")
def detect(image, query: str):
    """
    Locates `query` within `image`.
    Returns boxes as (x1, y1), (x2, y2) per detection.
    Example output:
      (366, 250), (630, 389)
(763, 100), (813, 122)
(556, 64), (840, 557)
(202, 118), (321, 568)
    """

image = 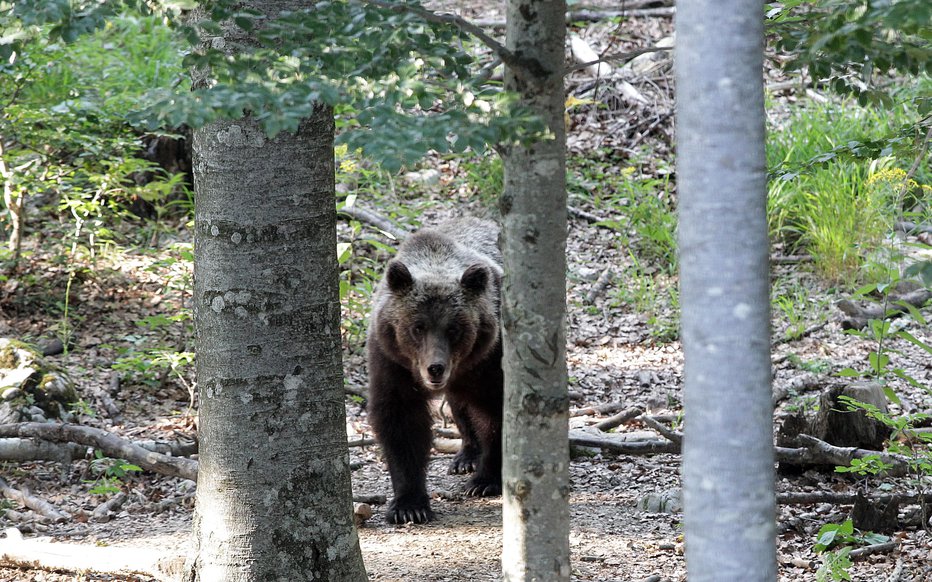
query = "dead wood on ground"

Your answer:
(0, 423), (197, 481)
(0, 527), (183, 582)
(0, 478), (68, 523)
